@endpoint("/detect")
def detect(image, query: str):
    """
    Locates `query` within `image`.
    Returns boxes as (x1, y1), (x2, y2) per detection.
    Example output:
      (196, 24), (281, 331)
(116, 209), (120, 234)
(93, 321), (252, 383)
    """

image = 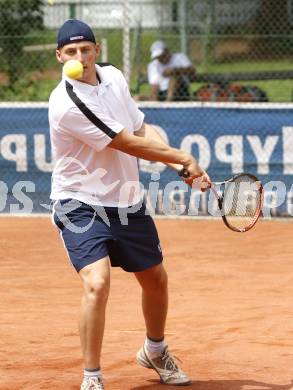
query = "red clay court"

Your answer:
(1, 217), (293, 390)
